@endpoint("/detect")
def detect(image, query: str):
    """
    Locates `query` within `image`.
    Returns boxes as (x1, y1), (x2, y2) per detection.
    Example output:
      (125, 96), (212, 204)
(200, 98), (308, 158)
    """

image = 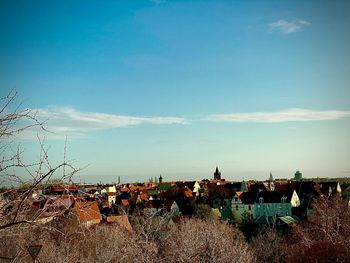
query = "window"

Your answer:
(259, 197), (264, 204)
(248, 205), (251, 211)
(236, 205), (239, 211)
